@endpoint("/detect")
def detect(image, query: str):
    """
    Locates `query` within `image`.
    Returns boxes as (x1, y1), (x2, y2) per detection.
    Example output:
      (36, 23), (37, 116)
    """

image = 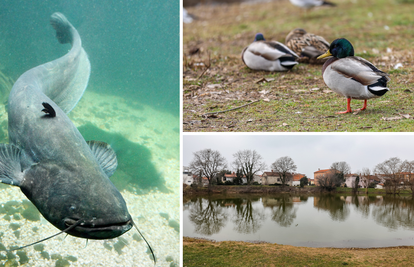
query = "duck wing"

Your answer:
(248, 41), (298, 61)
(331, 56), (390, 86)
(306, 33), (330, 52)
